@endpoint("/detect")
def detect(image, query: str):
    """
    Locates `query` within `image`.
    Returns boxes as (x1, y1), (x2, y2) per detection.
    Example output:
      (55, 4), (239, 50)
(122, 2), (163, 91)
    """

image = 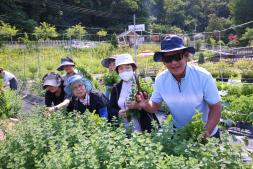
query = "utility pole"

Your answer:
(133, 13), (137, 63)
(193, 21), (197, 48)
